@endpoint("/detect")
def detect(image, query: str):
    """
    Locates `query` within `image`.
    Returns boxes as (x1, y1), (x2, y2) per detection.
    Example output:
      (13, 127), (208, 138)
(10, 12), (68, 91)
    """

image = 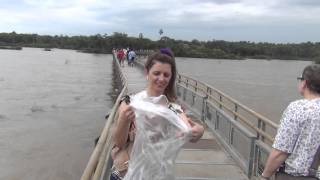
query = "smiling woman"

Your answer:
(110, 48), (204, 180)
